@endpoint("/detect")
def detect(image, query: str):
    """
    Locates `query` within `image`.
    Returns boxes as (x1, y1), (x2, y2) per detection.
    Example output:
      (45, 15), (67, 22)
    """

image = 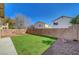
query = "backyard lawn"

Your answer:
(11, 34), (56, 55)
